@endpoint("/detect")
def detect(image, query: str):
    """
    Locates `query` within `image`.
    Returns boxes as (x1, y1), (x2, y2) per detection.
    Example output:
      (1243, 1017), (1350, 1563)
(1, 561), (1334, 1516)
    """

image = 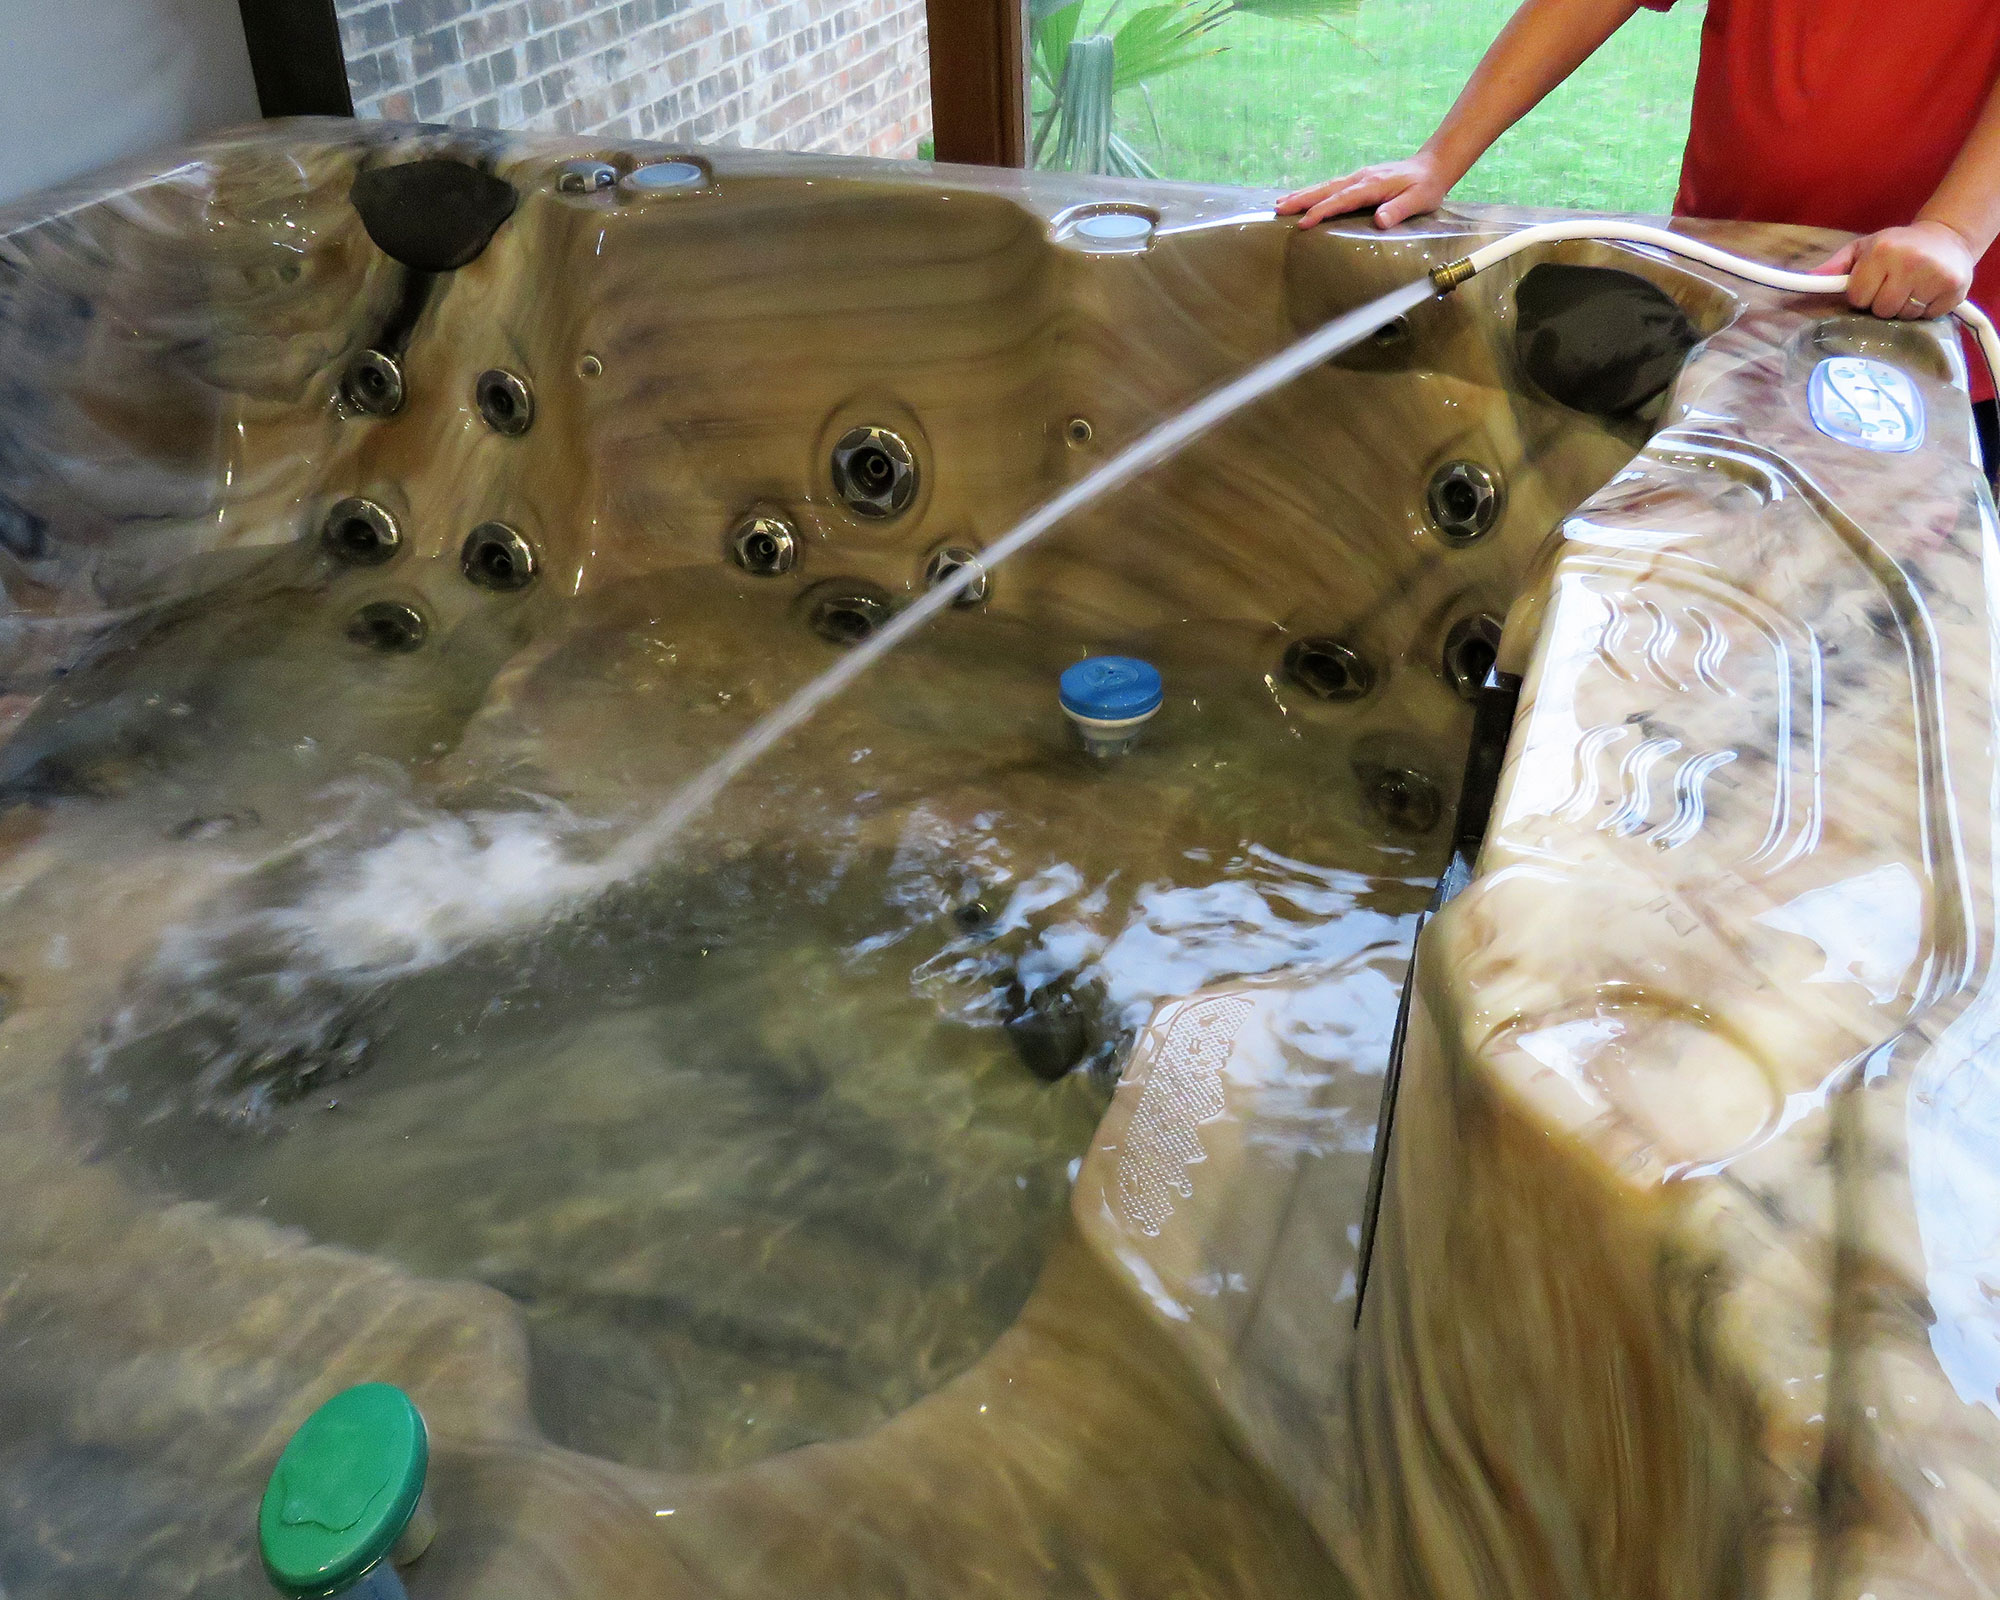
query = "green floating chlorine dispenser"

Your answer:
(259, 1383), (437, 1600)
